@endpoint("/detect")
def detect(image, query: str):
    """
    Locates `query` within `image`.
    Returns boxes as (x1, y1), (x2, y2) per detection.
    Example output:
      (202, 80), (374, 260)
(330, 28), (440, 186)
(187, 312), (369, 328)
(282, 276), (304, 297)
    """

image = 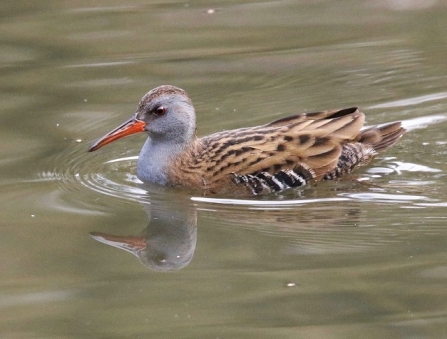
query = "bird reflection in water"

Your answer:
(90, 198), (197, 272)
(89, 185), (376, 272)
